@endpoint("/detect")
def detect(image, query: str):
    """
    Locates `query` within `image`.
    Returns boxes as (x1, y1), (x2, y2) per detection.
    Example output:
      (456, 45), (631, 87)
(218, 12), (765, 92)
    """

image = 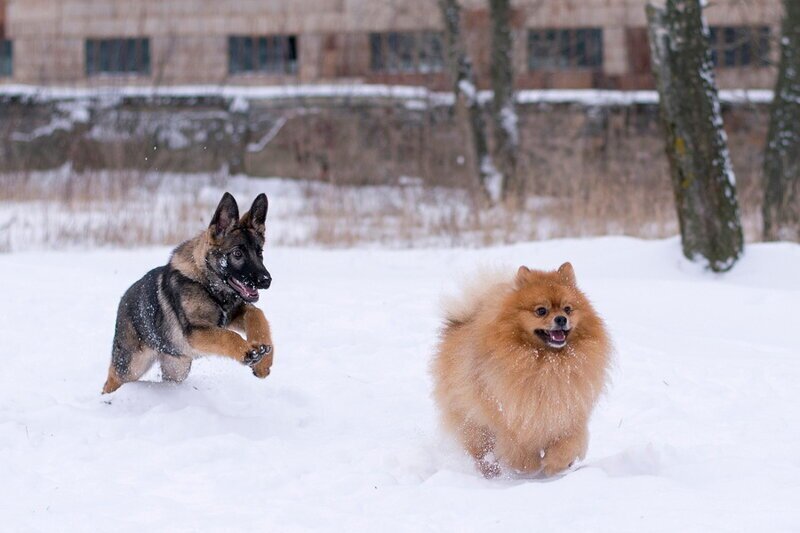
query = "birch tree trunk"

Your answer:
(763, 0), (800, 242)
(438, 0), (498, 203)
(488, 0), (521, 202)
(646, 0), (744, 272)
